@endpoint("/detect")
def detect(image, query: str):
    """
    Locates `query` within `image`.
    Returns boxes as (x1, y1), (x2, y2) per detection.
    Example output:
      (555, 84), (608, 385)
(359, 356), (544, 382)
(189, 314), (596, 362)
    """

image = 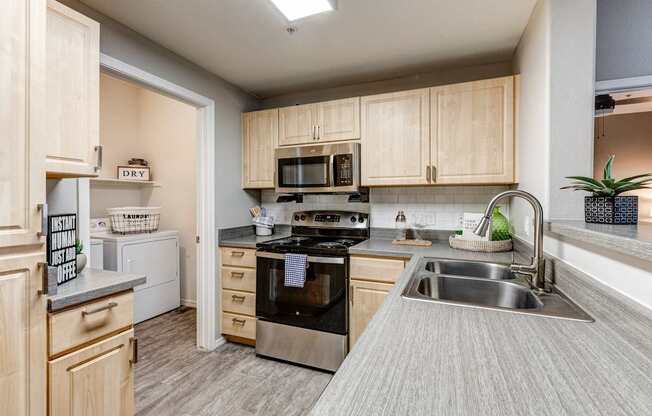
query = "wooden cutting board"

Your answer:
(391, 239), (432, 247)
